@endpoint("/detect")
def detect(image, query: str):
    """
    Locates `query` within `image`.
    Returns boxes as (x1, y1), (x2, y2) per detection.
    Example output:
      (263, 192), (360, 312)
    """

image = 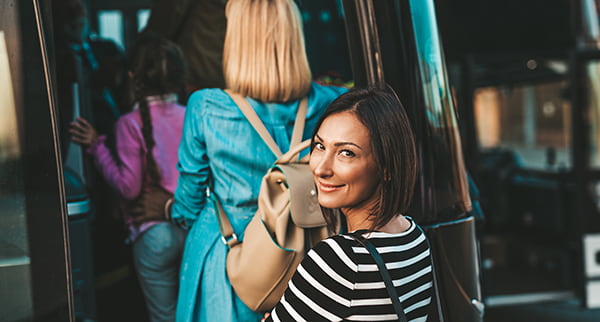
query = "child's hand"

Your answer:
(261, 313), (270, 321)
(69, 117), (99, 147)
